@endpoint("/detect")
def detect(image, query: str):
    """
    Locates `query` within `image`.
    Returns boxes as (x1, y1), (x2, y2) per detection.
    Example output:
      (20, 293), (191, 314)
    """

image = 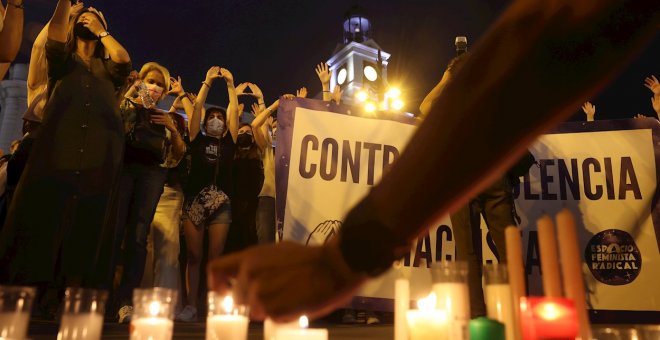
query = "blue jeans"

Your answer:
(113, 162), (167, 306)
